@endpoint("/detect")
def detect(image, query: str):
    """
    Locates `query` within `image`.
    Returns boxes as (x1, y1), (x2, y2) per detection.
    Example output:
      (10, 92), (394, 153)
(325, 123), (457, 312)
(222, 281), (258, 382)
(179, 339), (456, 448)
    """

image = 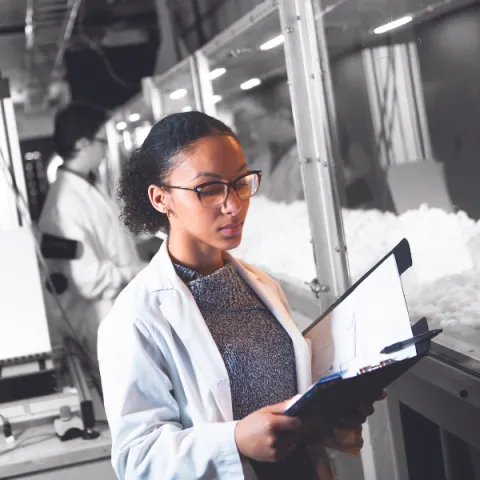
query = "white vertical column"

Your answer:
(362, 42), (432, 166)
(193, 51), (216, 116)
(104, 119), (122, 198)
(0, 110), (18, 231)
(0, 76), (30, 231)
(142, 77), (163, 121)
